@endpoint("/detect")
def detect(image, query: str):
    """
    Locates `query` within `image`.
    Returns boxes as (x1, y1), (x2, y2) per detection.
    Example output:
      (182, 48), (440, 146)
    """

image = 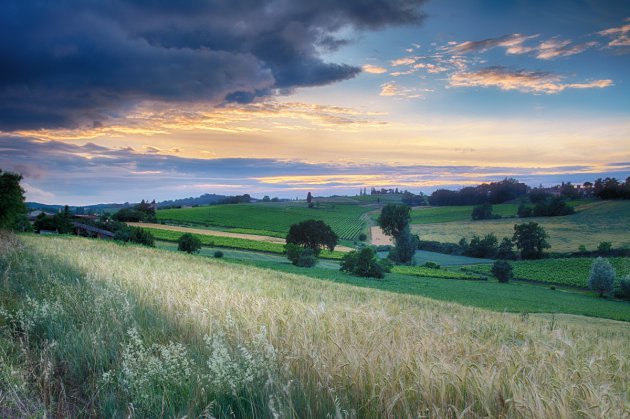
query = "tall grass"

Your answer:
(1, 234), (629, 417)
